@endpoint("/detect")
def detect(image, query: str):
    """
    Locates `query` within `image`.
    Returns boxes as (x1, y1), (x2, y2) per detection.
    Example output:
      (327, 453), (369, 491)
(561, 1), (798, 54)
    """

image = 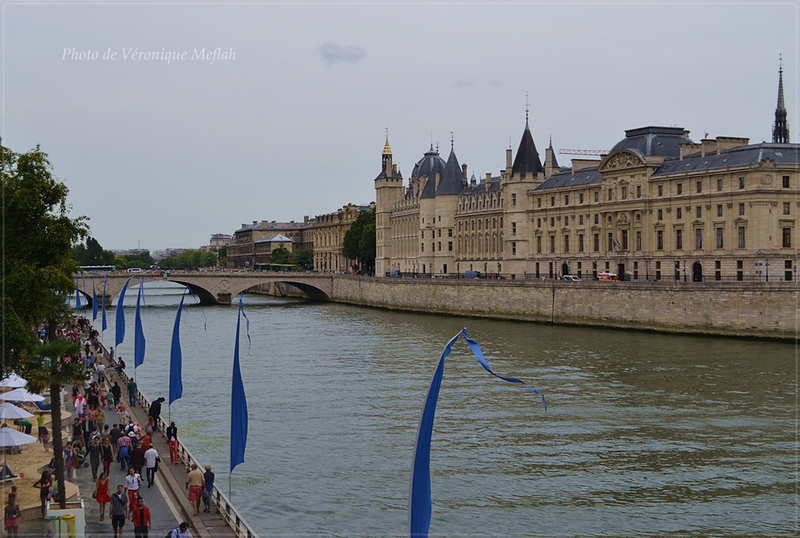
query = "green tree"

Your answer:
(1, 143), (88, 509)
(270, 246), (291, 264)
(72, 236), (114, 266)
(2, 144), (88, 369)
(24, 340), (85, 510)
(291, 248), (314, 269)
(342, 208), (376, 272)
